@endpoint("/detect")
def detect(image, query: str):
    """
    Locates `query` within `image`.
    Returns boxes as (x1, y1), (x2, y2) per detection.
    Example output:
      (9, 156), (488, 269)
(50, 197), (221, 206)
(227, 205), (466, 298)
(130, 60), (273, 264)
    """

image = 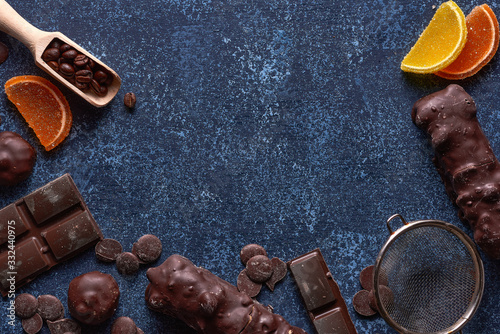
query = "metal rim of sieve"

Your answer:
(373, 214), (485, 334)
